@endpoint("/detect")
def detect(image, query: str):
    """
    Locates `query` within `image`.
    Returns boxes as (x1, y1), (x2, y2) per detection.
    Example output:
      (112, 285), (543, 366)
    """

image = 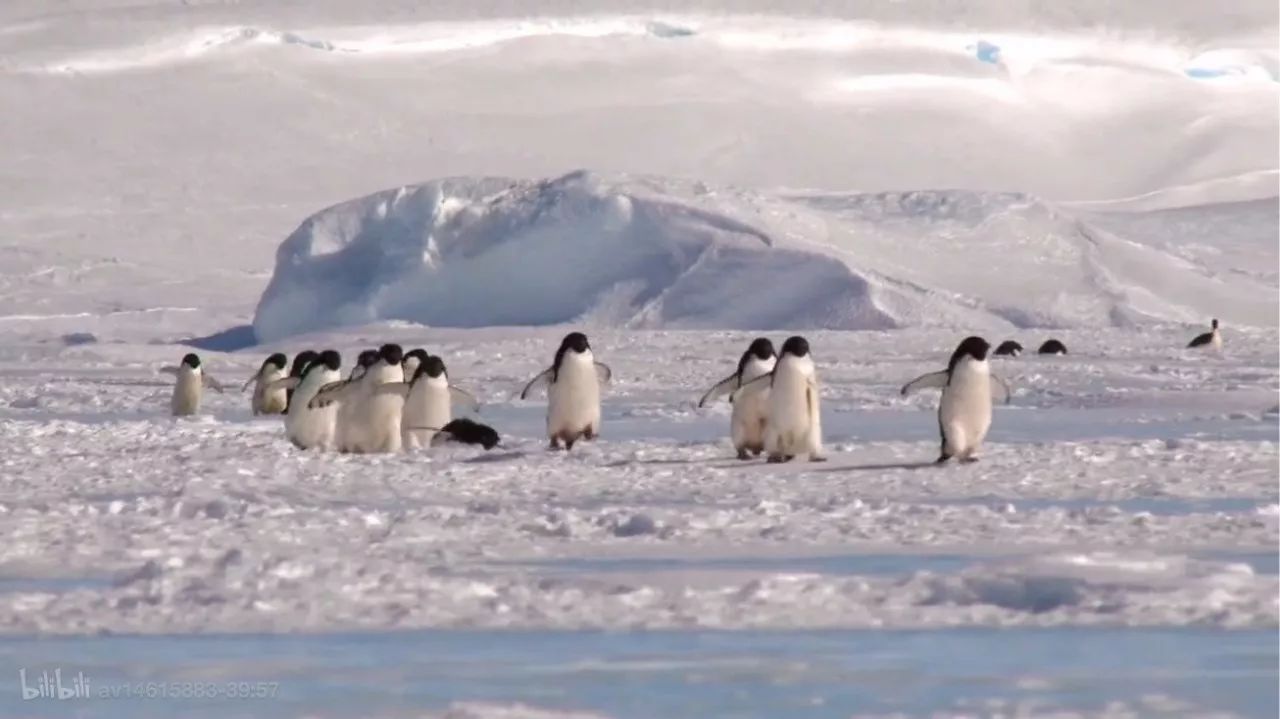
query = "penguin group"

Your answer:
(160, 318), (1226, 464)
